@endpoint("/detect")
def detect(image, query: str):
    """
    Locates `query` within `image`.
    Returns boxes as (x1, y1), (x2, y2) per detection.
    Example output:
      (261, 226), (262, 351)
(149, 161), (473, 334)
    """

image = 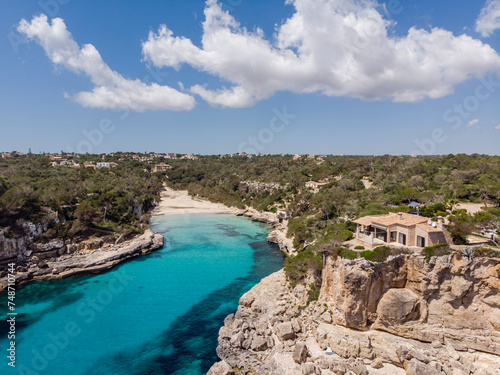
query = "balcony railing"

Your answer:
(357, 232), (385, 245)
